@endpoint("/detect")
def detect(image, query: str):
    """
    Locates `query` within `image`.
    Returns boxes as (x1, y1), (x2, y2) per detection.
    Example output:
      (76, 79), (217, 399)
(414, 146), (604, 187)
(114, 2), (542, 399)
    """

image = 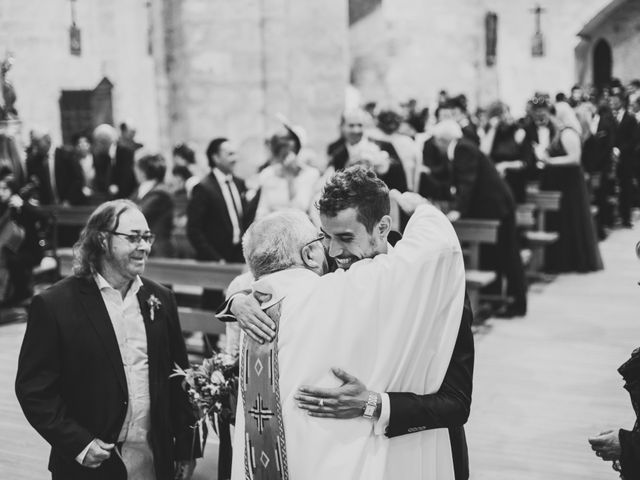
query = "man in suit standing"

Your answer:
(434, 119), (527, 317)
(92, 124), (137, 201)
(610, 88), (639, 227)
(15, 199), (200, 480)
(187, 137), (248, 264)
(327, 109), (408, 193)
